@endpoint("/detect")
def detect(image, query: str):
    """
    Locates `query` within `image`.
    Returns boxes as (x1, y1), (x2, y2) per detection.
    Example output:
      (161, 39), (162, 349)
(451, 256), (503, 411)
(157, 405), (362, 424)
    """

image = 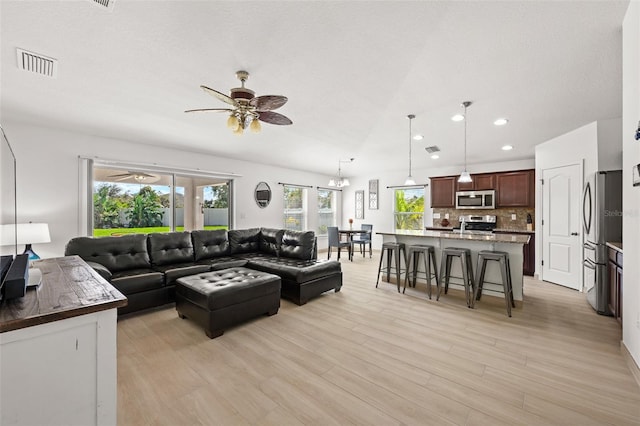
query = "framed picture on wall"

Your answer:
(368, 179), (378, 209)
(355, 190), (364, 219)
(633, 164), (640, 187)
